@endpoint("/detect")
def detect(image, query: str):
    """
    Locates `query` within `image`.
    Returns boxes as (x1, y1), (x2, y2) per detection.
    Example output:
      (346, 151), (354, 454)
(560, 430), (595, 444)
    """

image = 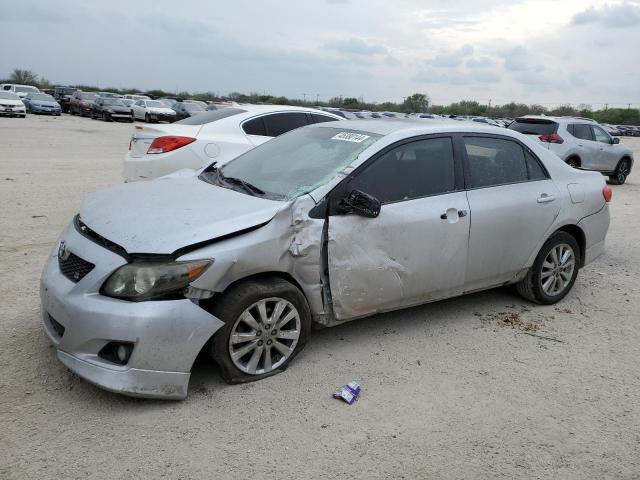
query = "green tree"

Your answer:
(9, 68), (39, 85)
(402, 93), (430, 113)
